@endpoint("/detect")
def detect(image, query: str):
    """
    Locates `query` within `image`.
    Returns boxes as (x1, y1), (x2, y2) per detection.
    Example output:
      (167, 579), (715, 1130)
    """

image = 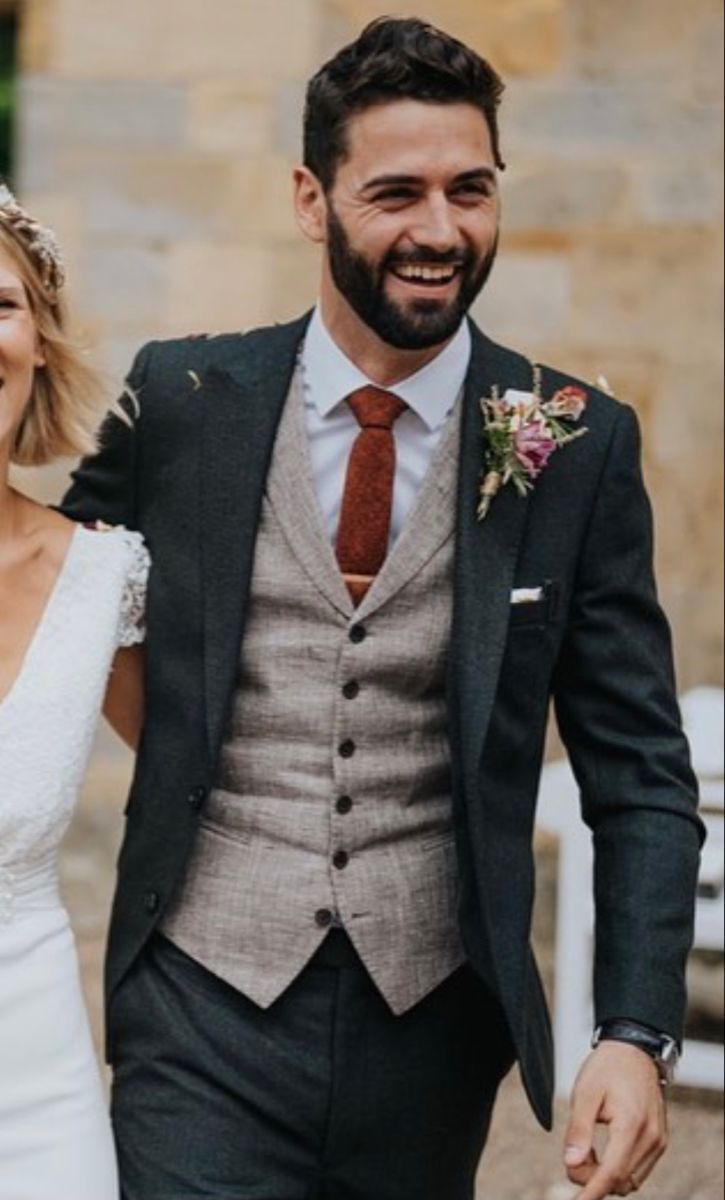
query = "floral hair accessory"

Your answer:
(478, 366), (588, 521)
(0, 183), (66, 303)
